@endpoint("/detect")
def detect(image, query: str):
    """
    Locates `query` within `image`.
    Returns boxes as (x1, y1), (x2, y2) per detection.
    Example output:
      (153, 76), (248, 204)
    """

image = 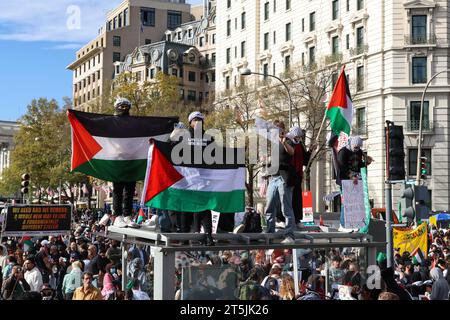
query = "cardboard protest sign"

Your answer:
(342, 180), (366, 229)
(393, 222), (428, 257)
(301, 191), (314, 223)
(3, 205), (72, 236)
(211, 211), (221, 234)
